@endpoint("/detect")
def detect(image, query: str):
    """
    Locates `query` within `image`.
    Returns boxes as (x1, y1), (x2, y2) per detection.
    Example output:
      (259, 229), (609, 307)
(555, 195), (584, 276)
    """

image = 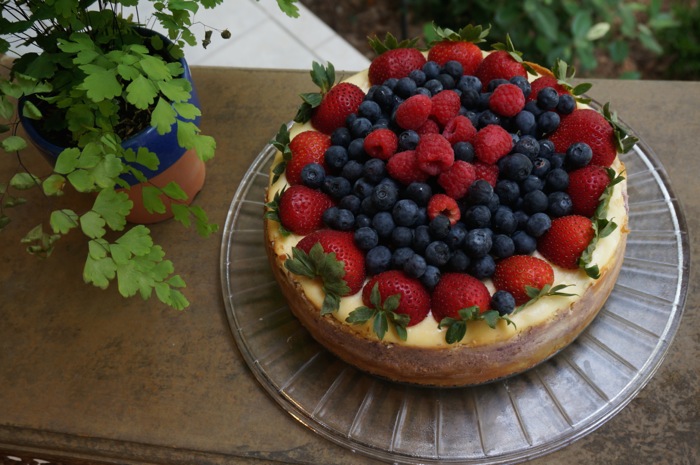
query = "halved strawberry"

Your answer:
(368, 33), (426, 86)
(567, 165), (611, 217)
(295, 61), (365, 134)
(285, 130), (331, 185)
(492, 255), (554, 305)
(431, 272), (491, 321)
(537, 215), (595, 269)
(427, 24), (489, 75)
(275, 185), (335, 235)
